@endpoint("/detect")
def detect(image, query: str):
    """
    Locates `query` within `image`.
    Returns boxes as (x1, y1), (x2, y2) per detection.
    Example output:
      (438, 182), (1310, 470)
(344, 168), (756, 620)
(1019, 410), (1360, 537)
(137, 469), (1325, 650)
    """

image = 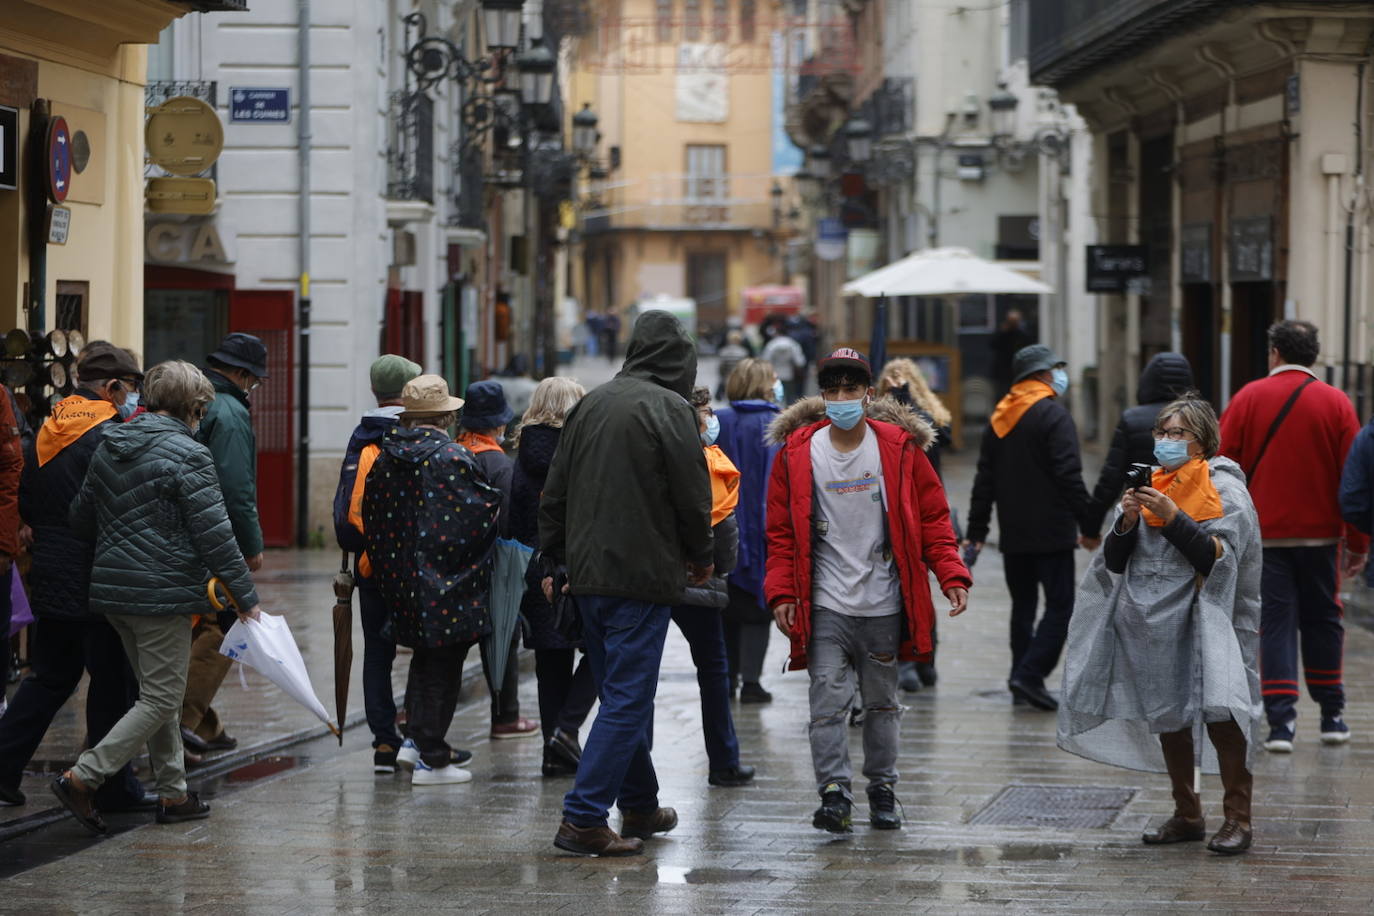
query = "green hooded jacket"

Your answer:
(539, 310), (713, 605)
(197, 369), (264, 556)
